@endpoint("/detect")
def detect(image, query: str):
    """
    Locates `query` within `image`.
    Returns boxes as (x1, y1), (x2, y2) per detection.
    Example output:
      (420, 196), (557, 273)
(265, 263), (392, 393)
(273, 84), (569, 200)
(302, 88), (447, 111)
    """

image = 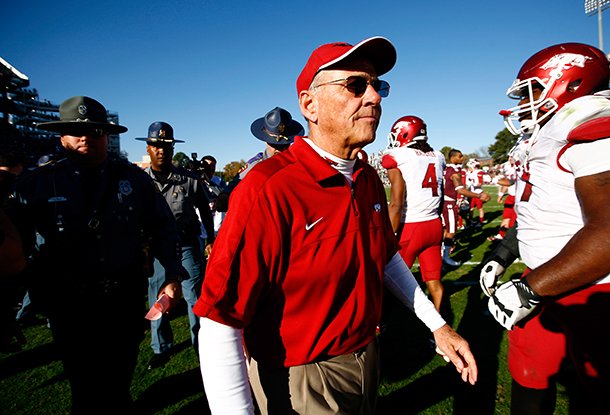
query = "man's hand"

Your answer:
(479, 192), (491, 202)
(488, 278), (541, 330)
(204, 243), (213, 258)
(479, 260), (505, 297)
(432, 324), (478, 385)
(159, 280), (183, 310)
